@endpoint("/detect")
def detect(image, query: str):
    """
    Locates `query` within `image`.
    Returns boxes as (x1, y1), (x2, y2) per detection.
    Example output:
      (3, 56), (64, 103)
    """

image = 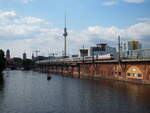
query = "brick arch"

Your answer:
(113, 65), (123, 77)
(126, 66), (143, 79)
